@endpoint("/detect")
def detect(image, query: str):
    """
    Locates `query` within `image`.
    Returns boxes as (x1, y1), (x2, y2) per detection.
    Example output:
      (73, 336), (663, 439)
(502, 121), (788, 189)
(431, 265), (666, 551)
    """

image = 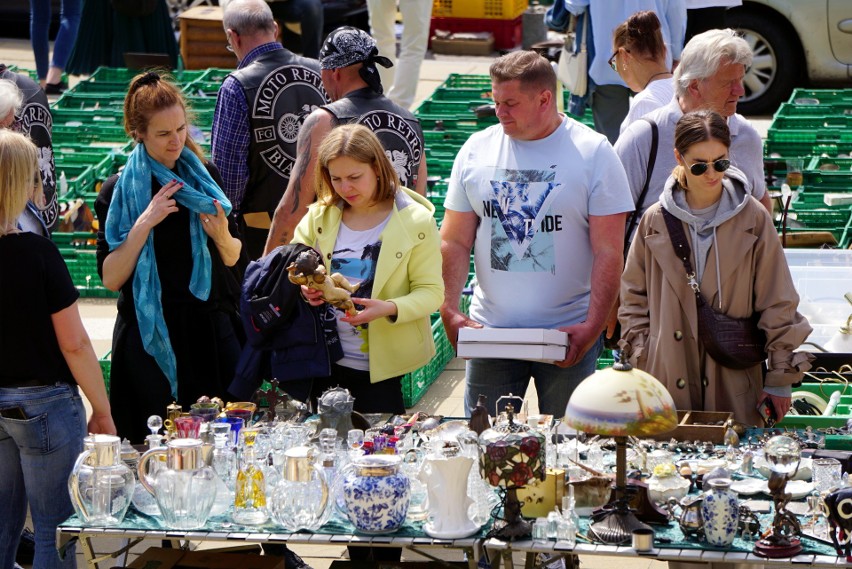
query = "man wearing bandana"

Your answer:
(263, 26), (427, 254)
